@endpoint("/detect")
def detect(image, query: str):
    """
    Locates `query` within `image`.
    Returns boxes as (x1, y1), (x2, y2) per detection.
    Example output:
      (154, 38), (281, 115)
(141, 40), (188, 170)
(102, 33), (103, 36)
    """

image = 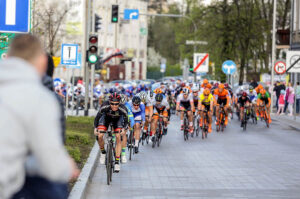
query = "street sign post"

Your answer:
(124, 9), (139, 20)
(274, 61), (286, 74)
(286, 51), (300, 73)
(0, 0), (30, 33)
(222, 60), (237, 75)
(193, 53), (209, 73)
(61, 44), (79, 66)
